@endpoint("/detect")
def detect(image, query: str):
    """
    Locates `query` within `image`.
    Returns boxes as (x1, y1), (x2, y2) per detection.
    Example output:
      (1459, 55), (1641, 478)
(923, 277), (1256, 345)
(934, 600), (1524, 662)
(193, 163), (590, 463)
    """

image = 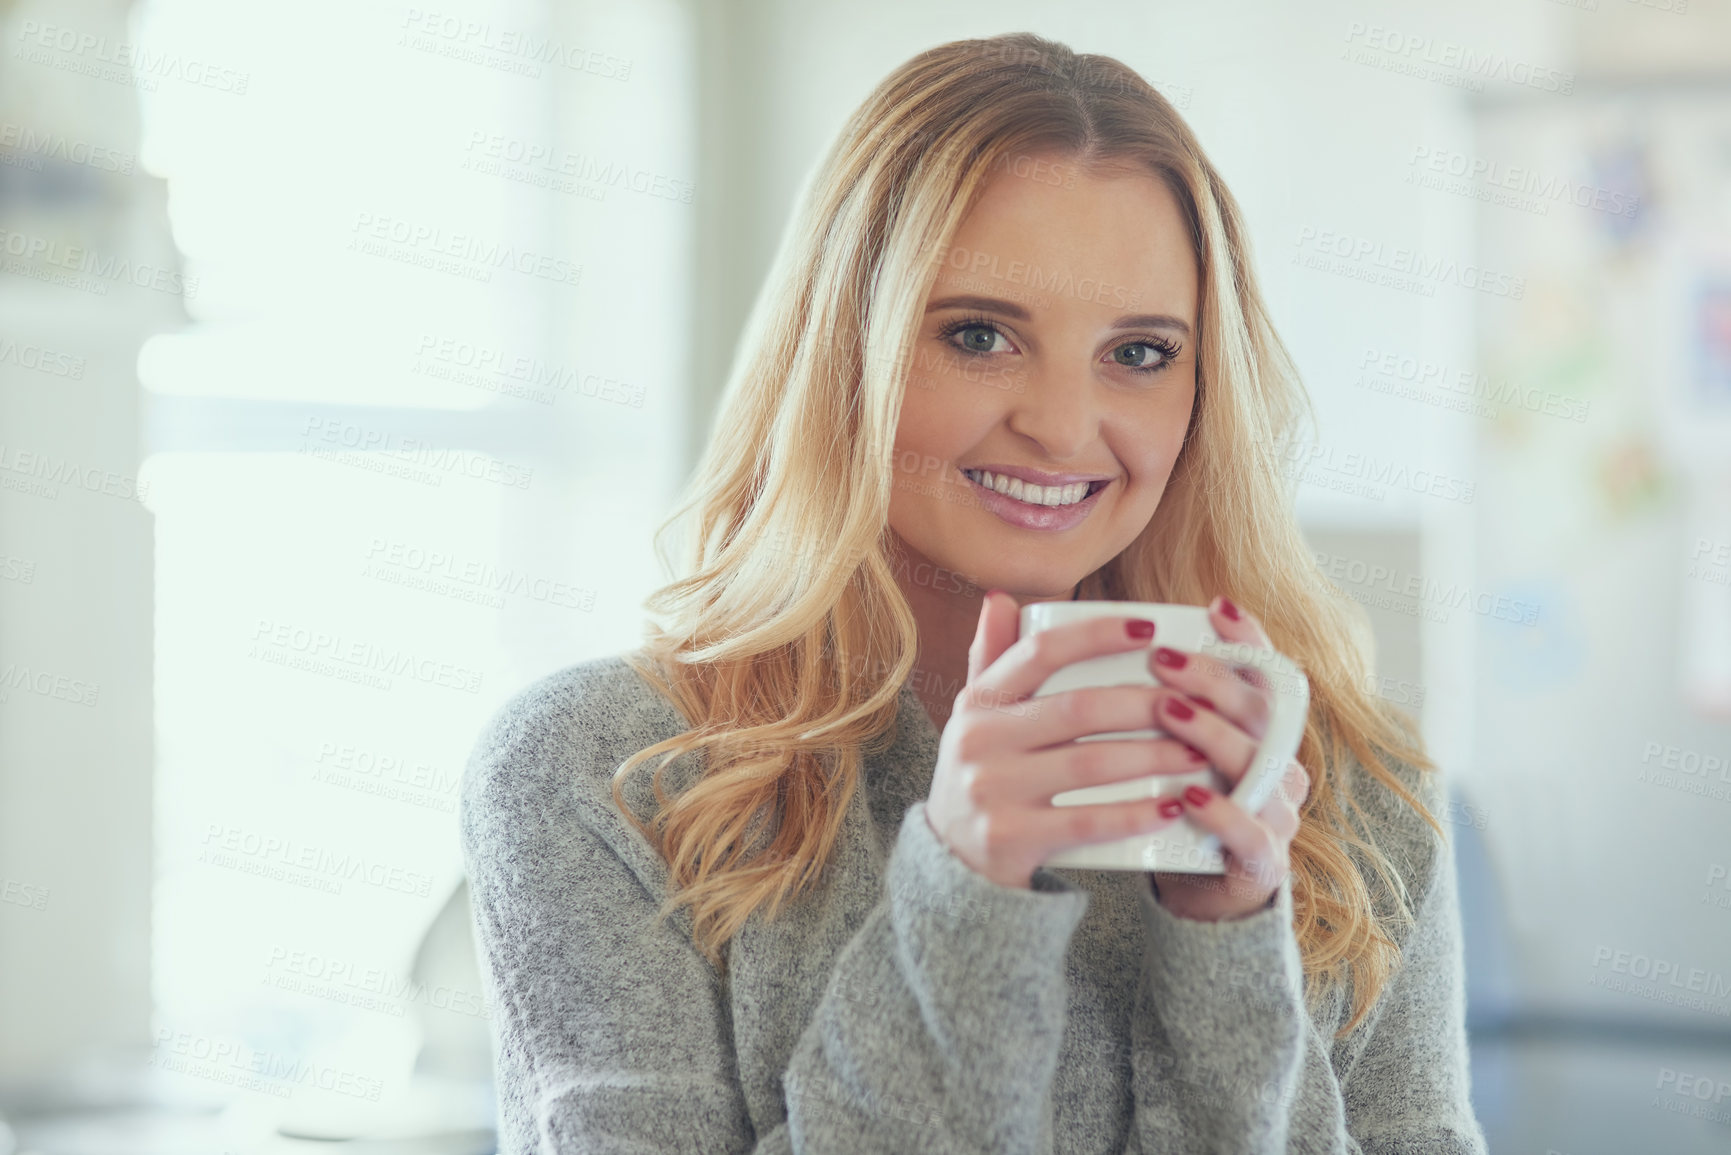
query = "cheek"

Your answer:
(895, 378), (992, 456)
(1112, 414), (1191, 492)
